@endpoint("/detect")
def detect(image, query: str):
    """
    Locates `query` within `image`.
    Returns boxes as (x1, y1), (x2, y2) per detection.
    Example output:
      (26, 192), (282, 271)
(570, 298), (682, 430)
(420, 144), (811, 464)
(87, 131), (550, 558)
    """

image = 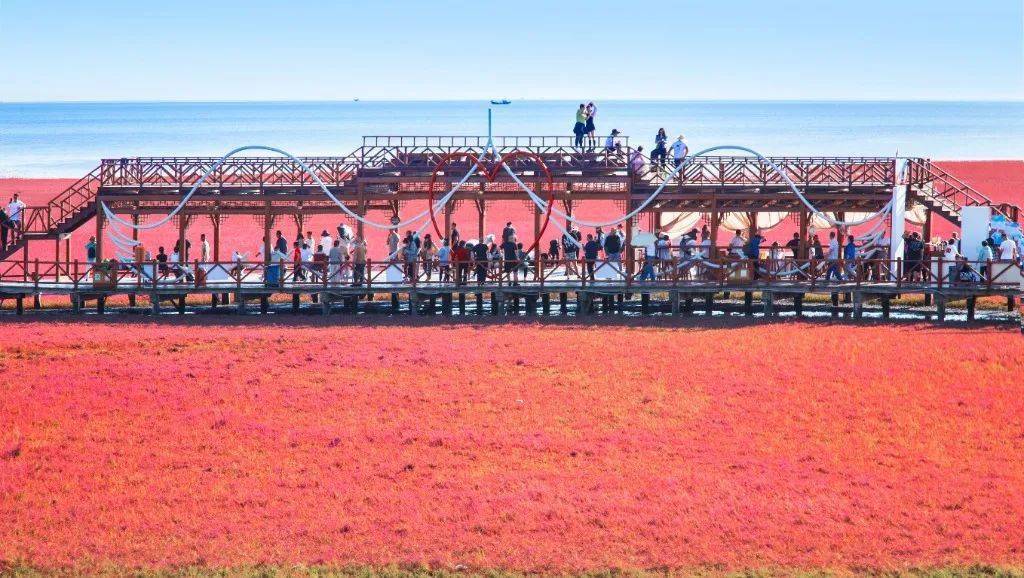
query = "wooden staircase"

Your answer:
(906, 159), (1019, 226)
(0, 167), (101, 260)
